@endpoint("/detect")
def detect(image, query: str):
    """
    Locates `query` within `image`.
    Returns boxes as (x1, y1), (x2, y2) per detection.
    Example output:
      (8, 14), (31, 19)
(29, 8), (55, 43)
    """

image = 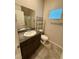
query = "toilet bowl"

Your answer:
(41, 35), (48, 41)
(41, 35), (48, 44)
